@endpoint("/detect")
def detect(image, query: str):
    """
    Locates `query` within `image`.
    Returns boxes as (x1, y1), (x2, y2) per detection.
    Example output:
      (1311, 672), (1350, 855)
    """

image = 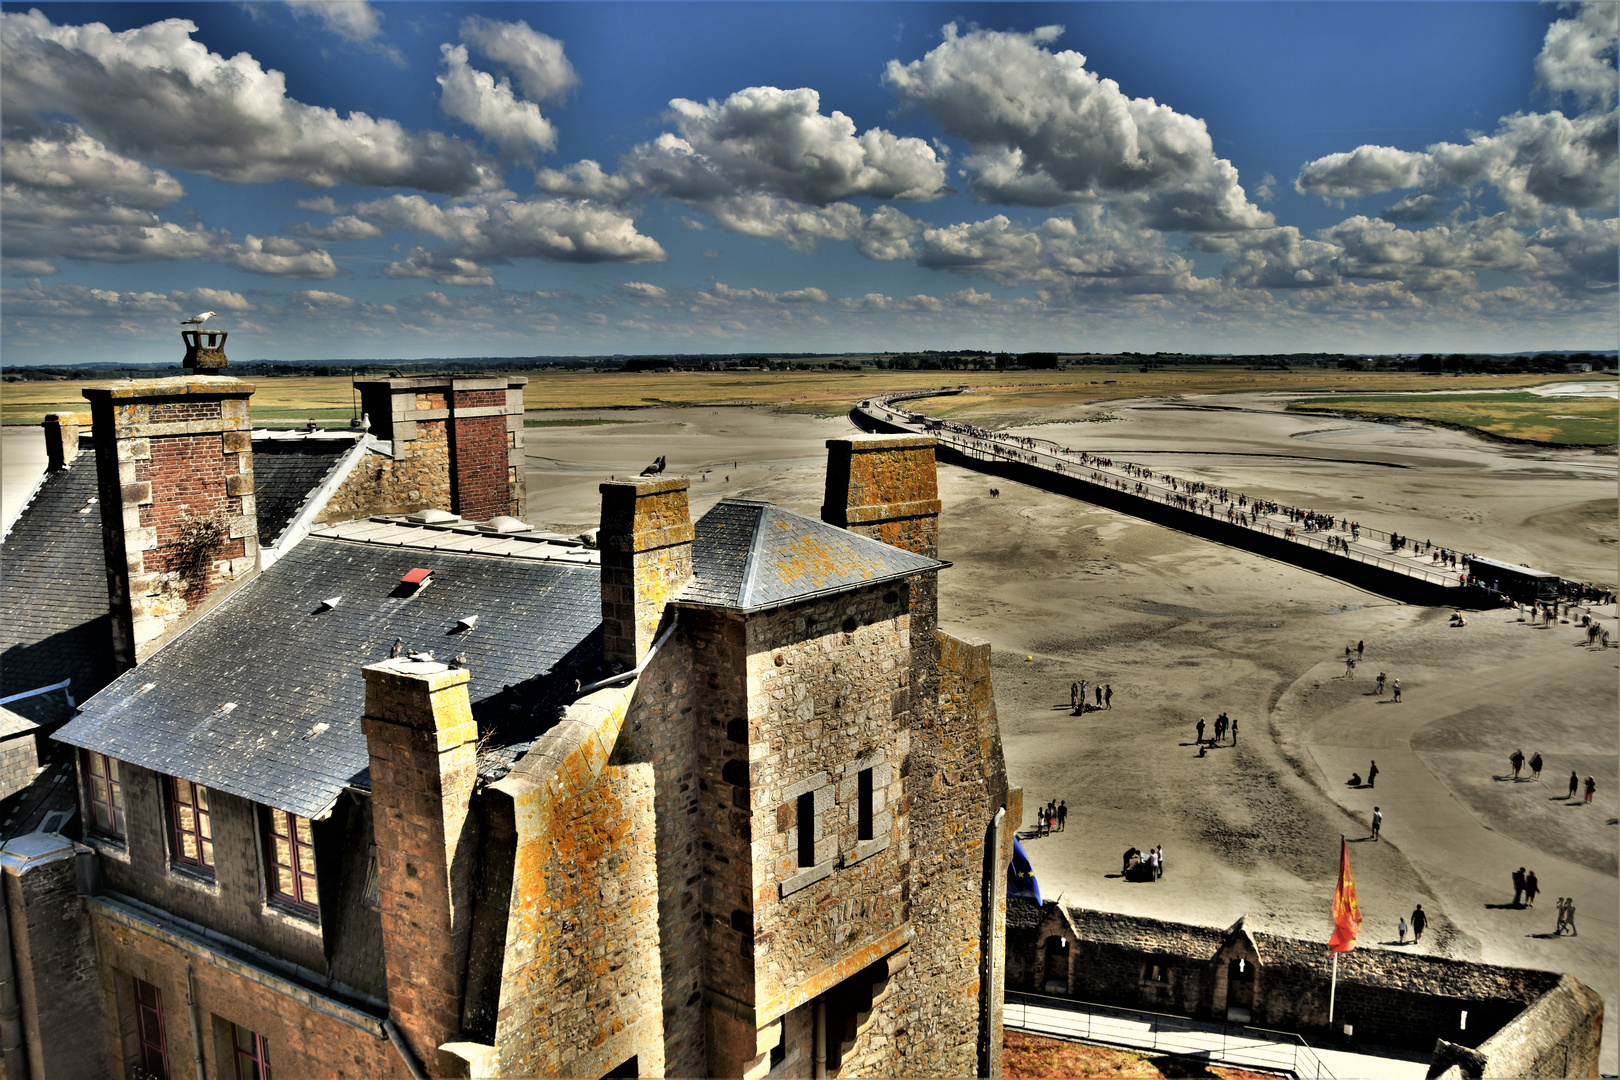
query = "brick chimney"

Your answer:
(41, 413), (81, 471)
(599, 478), (693, 671)
(353, 376), (527, 521)
(821, 435), (942, 558)
(82, 376), (257, 669)
(362, 658), (480, 1072)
